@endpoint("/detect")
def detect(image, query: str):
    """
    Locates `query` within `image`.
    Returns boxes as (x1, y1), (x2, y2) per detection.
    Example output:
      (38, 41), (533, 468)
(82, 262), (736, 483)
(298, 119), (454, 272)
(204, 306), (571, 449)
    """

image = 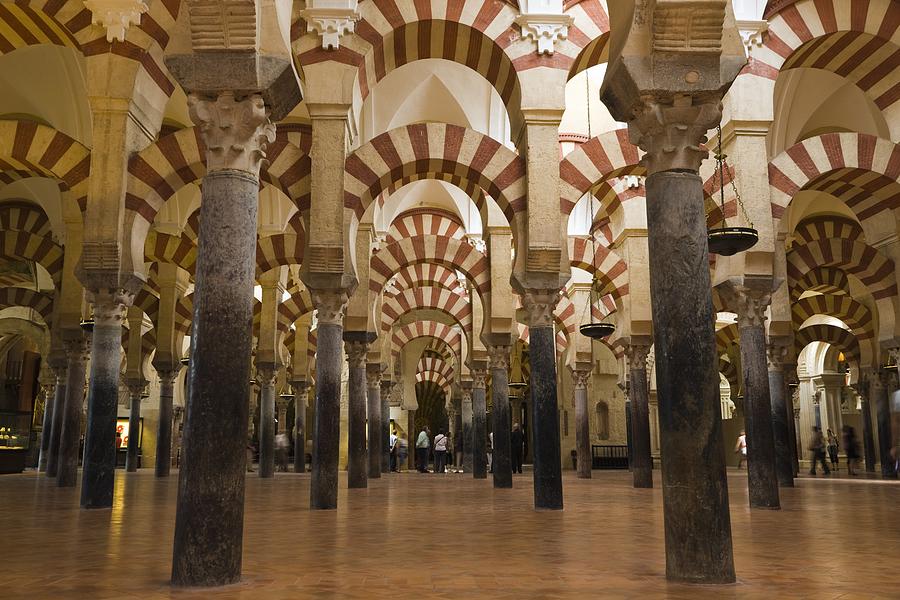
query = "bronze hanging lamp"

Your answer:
(578, 190), (615, 340)
(707, 124), (758, 256)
